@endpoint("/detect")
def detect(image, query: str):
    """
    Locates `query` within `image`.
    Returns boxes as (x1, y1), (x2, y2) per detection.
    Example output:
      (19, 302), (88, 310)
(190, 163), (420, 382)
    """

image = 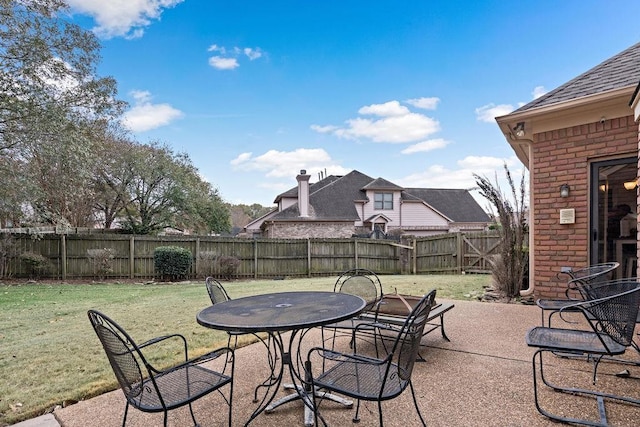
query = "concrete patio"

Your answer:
(16, 299), (640, 426)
